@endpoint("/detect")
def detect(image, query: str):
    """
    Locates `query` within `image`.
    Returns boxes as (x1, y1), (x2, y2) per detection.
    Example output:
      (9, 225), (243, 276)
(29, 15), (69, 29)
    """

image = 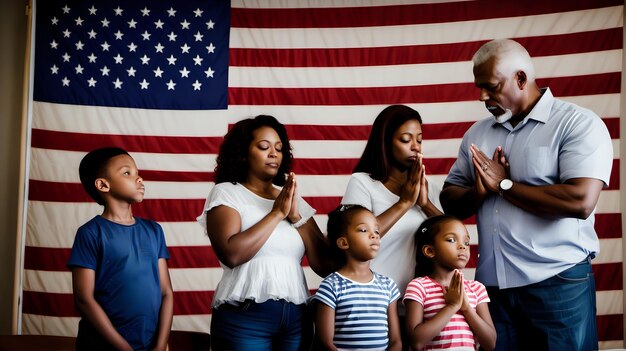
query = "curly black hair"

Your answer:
(353, 105), (423, 182)
(414, 215), (459, 278)
(214, 115), (293, 186)
(79, 147), (129, 206)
